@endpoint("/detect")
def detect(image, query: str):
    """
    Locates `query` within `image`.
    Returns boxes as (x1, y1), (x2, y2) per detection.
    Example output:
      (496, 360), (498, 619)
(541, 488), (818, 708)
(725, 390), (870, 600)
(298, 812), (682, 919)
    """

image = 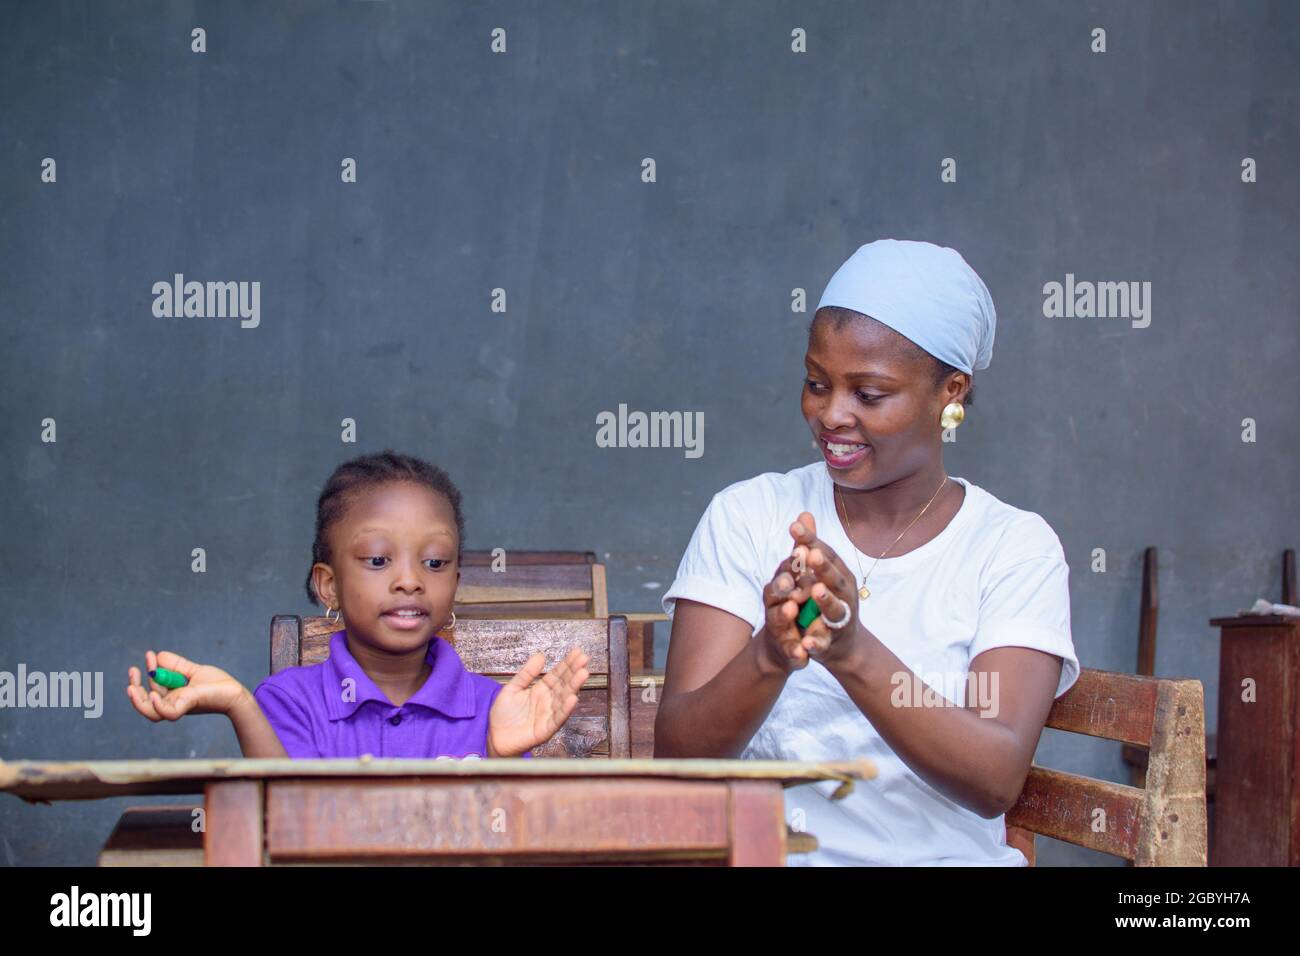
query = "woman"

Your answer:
(657, 238), (1079, 866)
